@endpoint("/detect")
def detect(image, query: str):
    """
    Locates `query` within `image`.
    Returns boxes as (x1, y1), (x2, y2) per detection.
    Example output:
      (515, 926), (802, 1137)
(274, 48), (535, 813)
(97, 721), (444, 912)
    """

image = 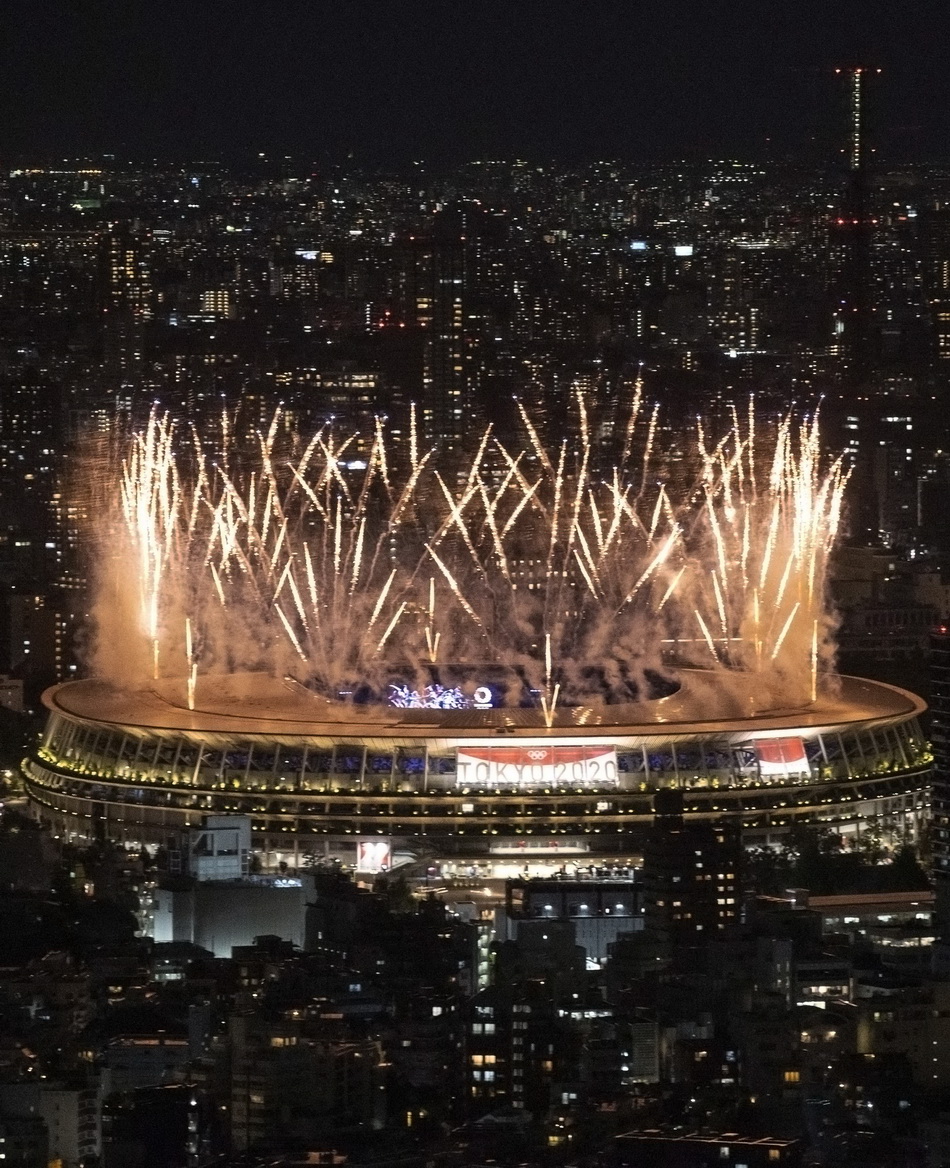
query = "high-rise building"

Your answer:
(642, 789), (741, 950)
(389, 204), (491, 450)
(419, 234), (467, 447)
(920, 204), (950, 364)
(198, 288), (233, 318)
(101, 224), (152, 381)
